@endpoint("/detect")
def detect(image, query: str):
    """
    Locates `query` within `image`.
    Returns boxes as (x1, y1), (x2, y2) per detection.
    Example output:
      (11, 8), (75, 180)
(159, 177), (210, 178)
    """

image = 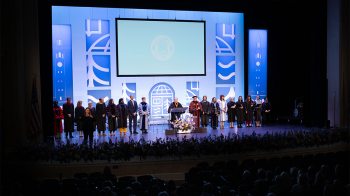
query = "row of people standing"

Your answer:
(53, 96), (150, 143)
(214, 95), (271, 129)
(225, 95), (272, 128)
(174, 95), (272, 130)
